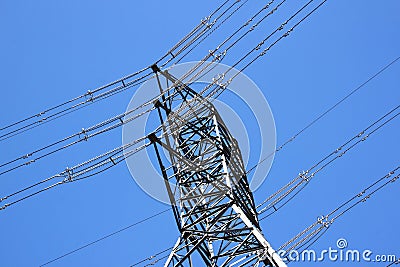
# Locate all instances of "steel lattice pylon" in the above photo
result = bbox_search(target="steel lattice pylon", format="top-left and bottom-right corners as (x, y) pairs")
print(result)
(148, 65), (286, 267)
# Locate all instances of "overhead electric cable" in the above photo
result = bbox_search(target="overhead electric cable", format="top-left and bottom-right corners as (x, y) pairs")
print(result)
(0, 0), (287, 176)
(39, 208), (171, 266)
(246, 55), (400, 176)
(278, 166), (400, 259)
(29, 2), (353, 266)
(387, 259), (400, 267)
(0, 0), (243, 141)
(1, 0), (330, 211)
(257, 104), (400, 218)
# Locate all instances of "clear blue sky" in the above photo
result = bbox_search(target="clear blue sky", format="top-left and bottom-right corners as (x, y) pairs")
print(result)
(0, 1), (399, 266)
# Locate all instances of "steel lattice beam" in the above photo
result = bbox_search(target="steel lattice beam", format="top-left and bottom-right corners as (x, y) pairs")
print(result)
(148, 64), (286, 267)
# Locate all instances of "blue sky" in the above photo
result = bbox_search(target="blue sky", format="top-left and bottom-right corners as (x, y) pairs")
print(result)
(0, 1), (399, 266)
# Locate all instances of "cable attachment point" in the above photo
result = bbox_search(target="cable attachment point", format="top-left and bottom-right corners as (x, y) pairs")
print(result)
(24, 159), (35, 166)
(147, 133), (159, 144)
(23, 153), (33, 159)
(80, 128), (88, 141)
(151, 64), (161, 73)
(212, 73), (225, 84)
(263, 2), (272, 10)
(201, 16), (211, 25)
(154, 99), (162, 108)
(255, 41), (265, 50)
(208, 49), (219, 60)
(283, 28), (294, 38)
(38, 117), (47, 123)
(391, 174), (400, 183)
(270, 6), (278, 15)
(361, 134), (370, 141)
(317, 215), (331, 228)
(85, 90), (94, 102)
(213, 50), (227, 62)
(334, 147), (342, 153)
(218, 82), (229, 91)
(361, 195), (371, 202)
(64, 167), (73, 182)
(323, 221), (332, 228)
(206, 19), (217, 29)
(299, 170), (309, 182)
(357, 190), (366, 198)
(260, 46), (270, 56)
(317, 215), (326, 224)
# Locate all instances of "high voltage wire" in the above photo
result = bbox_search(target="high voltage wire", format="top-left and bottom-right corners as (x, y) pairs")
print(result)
(0, 138), (149, 209)
(0, 0), (236, 136)
(277, 165), (400, 259)
(256, 104), (400, 219)
(1, 0), (315, 180)
(245, 55), (400, 176)
(138, 165), (400, 267)
(32, 1), (356, 266)
(2, 0), (330, 192)
(131, 249), (172, 267)
(29, 5), (397, 267)
(0, 0), (285, 176)
(0, 0), (321, 210)
(125, 59), (400, 267)
(1, 4), (396, 267)
(2, 0), (396, 266)
(0, 0), (242, 141)
(1, 0), (300, 212)
(39, 208), (171, 267)
(4, 69), (394, 264)
(387, 259), (400, 267)
(0, 0), (239, 141)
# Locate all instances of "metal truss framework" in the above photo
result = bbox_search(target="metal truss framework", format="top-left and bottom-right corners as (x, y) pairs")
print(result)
(147, 64), (286, 267)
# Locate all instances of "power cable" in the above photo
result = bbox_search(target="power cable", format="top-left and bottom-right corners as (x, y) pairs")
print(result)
(3, 1), (344, 266)
(278, 166), (400, 258)
(125, 1), (336, 266)
(114, 4), (399, 266)
(387, 259), (400, 267)
(246, 55), (400, 176)
(257, 104), (400, 219)
(39, 208), (171, 266)
(0, 0), (241, 141)
(124, 55), (400, 265)
(0, 0), (286, 176)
